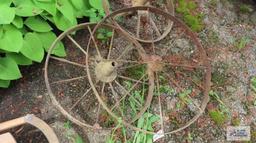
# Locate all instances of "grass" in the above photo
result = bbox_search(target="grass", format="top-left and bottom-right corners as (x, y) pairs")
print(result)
(209, 109), (227, 126)
(251, 77), (256, 106)
(63, 121), (84, 143)
(208, 91), (230, 126)
(231, 117), (240, 126)
(239, 4), (253, 13)
(251, 77), (256, 93)
(235, 36), (250, 50)
(126, 65), (146, 79)
(176, 0), (204, 32)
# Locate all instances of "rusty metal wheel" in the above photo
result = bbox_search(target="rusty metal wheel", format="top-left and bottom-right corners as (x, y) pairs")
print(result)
(44, 23), (154, 130)
(105, 0), (175, 43)
(91, 6), (211, 137)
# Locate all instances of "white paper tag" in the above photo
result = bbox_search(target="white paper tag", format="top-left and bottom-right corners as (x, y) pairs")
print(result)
(153, 129), (164, 142)
(227, 126), (250, 141)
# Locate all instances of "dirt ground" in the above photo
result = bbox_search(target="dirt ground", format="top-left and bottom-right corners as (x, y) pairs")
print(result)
(0, 0), (256, 143)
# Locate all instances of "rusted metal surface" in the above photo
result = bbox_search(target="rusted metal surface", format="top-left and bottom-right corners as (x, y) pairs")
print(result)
(44, 5), (211, 137)
(44, 23), (155, 130)
(91, 6), (211, 135)
(103, 0), (175, 43)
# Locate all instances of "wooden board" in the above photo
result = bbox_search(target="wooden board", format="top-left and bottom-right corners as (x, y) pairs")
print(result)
(0, 133), (16, 143)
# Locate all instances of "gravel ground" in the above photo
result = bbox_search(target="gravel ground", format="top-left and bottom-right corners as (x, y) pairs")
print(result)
(0, 0), (256, 143)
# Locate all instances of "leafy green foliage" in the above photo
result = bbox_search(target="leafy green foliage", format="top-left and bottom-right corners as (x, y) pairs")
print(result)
(20, 33), (44, 62)
(64, 120), (84, 143)
(239, 4), (253, 13)
(0, 5), (15, 24)
(0, 25), (23, 52)
(0, 0), (106, 88)
(24, 16), (52, 32)
(132, 113), (159, 143)
(209, 109), (227, 126)
(176, 0), (204, 32)
(0, 57), (22, 80)
(96, 28), (113, 42)
(75, 135), (84, 143)
(251, 77), (256, 93)
(209, 91), (230, 126)
(235, 36), (250, 50)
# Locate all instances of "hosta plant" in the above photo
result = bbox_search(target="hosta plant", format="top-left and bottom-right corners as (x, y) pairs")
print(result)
(0, 0), (106, 88)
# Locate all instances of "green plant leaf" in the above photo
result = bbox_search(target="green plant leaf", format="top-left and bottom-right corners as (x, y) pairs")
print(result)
(75, 135), (84, 143)
(209, 109), (227, 126)
(6, 53), (33, 65)
(12, 16), (24, 28)
(25, 16), (52, 32)
(0, 5), (15, 24)
(0, 0), (12, 6)
(36, 32), (66, 57)
(33, 0), (56, 15)
(0, 57), (22, 80)
(0, 25), (3, 38)
(56, 0), (76, 23)
(69, 0), (84, 10)
(53, 12), (77, 31)
(236, 37), (250, 50)
(20, 33), (44, 62)
(89, 0), (103, 10)
(0, 79), (10, 88)
(0, 25), (23, 52)
(13, 0), (34, 5)
(15, 4), (43, 17)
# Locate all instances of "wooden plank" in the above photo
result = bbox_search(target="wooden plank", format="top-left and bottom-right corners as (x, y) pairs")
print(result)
(0, 133), (17, 143)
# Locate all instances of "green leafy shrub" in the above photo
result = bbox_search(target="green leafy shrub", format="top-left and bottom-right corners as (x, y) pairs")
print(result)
(235, 36), (250, 50)
(251, 77), (256, 93)
(176, 0), (204, 32)
(239, 4), (253, 13)
(0, 0), (106, 88)
(209, 109), (227, 126)
(209, 91), (230, 126)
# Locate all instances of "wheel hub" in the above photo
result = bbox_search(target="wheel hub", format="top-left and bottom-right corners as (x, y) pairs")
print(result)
(95, 59), (118, 83)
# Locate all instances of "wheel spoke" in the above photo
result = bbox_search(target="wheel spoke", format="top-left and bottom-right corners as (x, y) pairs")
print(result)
(51, 75), (87, 85)
(109, 83), (119, 101)
(116, 44), (133, 60)
(111, 74), (147, 111)
(67, 35), (87, 56)
(115, 59), (141, 64)
(118, 75), (148, 85)
(160, 30), (185, 54)
(107, 29), (115, 59)
(162, 72), (182, 92)
(161, 62), (206, 69)
(109, 83), (124, 116)
(112, 80), (142, 111)
(70, 87), (92, 111)
(101, 82), (106, 95)
(176, 71), (204, 90)
(95, 104), (101, 124)
(156, 72), (165, 133)
(118, 63), (144, 70)
(149, 17), (161, 37)
(136, 14), (141, 38)
(87, 26), (102, 58)
(186, 94), (203, 113)
(50, 56), (86, 68)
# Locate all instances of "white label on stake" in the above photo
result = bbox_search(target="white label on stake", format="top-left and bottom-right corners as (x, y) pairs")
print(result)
(153, 129), (164, 142)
